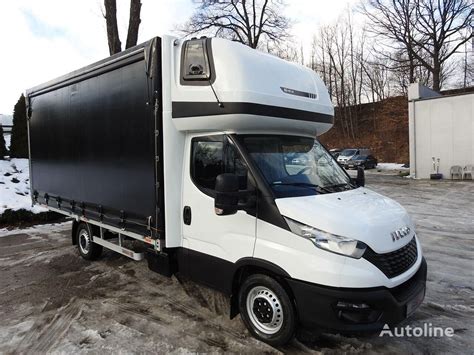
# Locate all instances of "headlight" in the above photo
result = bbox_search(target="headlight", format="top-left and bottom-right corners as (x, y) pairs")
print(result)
(285, 217), (367, 259)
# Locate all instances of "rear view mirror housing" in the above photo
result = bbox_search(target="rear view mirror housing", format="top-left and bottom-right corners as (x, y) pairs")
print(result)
(355, 167), (365, 187)
(215, 173), (240, 215)
(214, 173), (256, 215)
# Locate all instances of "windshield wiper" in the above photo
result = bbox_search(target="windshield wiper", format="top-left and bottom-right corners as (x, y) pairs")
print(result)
(324, 182), (355, 190)
(270, 182), (332, 193)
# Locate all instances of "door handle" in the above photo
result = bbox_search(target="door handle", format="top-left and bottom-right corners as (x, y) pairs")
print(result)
(183, 206), (192, 225)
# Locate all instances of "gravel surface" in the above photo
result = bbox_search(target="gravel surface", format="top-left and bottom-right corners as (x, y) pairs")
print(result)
(0, 173), (472, 354)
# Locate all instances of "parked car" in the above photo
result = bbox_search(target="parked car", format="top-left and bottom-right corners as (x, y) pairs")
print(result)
(345, 154), (378, 169)
(291, 154), (309, 165)
(337, 148), (371, 165)
(329, 148), (342, 159)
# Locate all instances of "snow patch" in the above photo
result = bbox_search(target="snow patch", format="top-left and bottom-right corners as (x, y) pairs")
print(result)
(0, 221), (70, 238)
(4, 134), (11, 149)
(377, 163), (409, 171)
(0, 158), (47, 215)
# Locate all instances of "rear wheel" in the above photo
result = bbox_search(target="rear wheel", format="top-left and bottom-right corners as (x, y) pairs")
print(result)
(77, 222), (102, 260)
(239, 274), (296, 346)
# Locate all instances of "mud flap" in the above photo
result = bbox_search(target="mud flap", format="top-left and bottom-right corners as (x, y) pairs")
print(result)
(145, 250), (177, 277)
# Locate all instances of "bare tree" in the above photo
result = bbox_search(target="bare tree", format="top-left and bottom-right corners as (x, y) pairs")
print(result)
(104, 0), (121, 55)
(104, 0), (142, 55)
(360, 0), (422, 85)
(461, 36), (474, 88)
(361, 0), (472, 91)
(179, 0), (291, 49)
(310, 14), (368, 140)
(266, 41), (301, 62)
(411, 0), (473, 91)
(126, 0), (142, 49)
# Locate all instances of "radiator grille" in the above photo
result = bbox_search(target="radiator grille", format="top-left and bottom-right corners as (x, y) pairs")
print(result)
(363, 237), (418, 278)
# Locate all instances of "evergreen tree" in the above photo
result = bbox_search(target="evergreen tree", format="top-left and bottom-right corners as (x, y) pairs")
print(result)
(0, 124), (7, 158)
(10, 94), (28, 158)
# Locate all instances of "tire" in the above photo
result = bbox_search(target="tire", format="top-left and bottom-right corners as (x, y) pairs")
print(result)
(239, 274), (296, 346)
(76, 222), (103, 260)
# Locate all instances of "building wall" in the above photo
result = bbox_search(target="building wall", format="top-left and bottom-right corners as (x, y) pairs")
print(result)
(409, 85), (474, 179)
(320, 96), (409, 163)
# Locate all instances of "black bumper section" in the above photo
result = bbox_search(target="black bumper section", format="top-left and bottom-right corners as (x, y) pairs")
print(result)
(287, 257), (427, 333)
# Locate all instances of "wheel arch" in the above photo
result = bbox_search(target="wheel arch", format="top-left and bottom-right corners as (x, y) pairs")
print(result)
(72, 220), (98, 245)
(229, 258), (294, 319)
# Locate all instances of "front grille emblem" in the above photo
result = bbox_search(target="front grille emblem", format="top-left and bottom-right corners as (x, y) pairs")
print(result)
(391, 227), (411, 242)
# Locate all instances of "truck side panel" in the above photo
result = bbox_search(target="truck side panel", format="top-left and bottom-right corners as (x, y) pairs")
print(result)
(28, 42), (163, 237)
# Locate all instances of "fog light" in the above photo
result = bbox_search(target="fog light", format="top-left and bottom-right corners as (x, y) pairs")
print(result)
(336, 301), (370, 309)
(335, 301), (382, 324)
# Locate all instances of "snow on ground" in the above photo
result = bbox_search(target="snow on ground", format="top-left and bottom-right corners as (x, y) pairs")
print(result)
(0, 159), (46, 215)
(376, 163), (409, 171)
(4, 134), (11, 149)
(0, 221), (70, 238)
(0, 114), (12, 126)
(1, 114), (12, 150)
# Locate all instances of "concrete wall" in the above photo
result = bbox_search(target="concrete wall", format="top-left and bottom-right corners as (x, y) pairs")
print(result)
(408, 83), (474, 179)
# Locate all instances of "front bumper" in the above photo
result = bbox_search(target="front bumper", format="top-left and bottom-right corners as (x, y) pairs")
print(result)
(287, 257), (427, 333)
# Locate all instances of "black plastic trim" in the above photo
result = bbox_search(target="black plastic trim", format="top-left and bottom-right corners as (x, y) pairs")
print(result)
(287, 257), (427, 333)
(175, 249), (293, 295)
(172, 101), (334, 124)
(177, 248), (235, 294)
(234, 257), (291, 278)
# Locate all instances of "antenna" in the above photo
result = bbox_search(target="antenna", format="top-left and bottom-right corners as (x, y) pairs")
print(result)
(209, 80), (224, 108)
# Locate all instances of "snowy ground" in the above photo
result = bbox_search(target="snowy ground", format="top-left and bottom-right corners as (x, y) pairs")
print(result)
(376, 163), (409, 171)
(0, 159), (47, 215)
(4, 134), (11, 149)
(0, 174), (473, 354)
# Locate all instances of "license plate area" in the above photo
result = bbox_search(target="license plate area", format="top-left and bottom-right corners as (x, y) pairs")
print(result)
(406, 287), (425, 316)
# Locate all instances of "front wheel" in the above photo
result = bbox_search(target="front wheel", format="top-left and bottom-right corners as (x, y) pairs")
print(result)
(77, 222), (103, 260)
(239, 274), (296, 346)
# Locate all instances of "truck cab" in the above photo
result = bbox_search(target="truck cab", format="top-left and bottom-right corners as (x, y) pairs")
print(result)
(165, 37), (427, 345)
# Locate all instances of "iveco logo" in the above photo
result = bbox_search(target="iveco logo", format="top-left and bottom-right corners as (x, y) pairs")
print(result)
(391, 227), (411, 242)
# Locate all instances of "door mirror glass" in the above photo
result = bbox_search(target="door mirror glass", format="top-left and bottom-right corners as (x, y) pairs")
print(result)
(215, 173), (239, 215)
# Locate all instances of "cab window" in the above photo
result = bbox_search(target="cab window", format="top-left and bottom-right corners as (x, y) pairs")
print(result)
(191, 135), (249, 195)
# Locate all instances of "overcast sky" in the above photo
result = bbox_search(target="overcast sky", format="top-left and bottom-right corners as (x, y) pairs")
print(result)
(0, 0), (358, 114)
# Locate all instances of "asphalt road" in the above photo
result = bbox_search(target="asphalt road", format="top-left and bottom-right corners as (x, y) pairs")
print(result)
(0, 173), (473, 354)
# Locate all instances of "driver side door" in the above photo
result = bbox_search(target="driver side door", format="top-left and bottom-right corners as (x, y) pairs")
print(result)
(181, 134), (257, 293)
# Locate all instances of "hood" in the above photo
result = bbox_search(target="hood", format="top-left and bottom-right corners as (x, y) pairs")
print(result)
(275, 187), (414, 254)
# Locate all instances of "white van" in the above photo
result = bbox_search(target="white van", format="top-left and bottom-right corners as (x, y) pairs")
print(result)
(27, 36), (427, 346)
(337, 148), (372, 165)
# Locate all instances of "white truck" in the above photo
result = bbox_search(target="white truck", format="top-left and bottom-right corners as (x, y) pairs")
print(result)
(26, 35), (427, 346)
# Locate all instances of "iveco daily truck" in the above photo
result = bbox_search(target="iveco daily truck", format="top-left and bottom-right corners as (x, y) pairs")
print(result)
(26, 35), (427, 346)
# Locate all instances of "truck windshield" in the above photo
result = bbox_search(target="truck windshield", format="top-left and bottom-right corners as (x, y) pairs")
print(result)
(238, 135), (353, 198)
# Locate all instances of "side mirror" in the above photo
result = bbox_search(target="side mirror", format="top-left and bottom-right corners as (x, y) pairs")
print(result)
(355, 166), (365, 187)
(215, 173), (239, 216)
